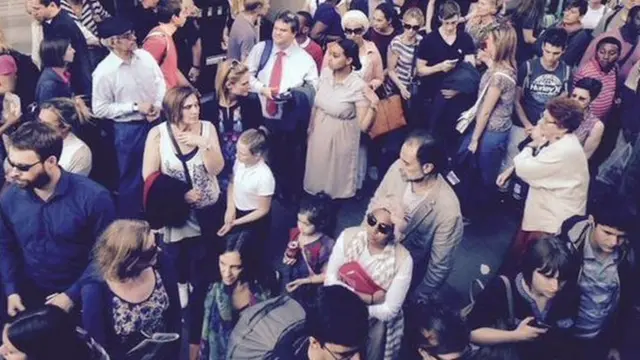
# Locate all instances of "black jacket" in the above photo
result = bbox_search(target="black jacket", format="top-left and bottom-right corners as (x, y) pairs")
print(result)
(201, 91), (264, 132)
(43, 11), (93, 97)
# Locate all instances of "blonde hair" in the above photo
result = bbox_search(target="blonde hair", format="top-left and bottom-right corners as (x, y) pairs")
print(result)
(94, 220), (151, 281)
(488, 22), (517, 70)
(162, 86), (201, 124)
(342, 10), (370, 33)
(238, 127), (269, 157)
(0, 27), (11, 53)
(214, 60), (249, 106)
(231, 0), (244, 15)
(403, 7), (425, 27)
(39, 96), (94, 133)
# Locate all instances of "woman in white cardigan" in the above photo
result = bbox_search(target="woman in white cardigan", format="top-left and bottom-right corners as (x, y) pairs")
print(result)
(497, 97), (590, 272)
(324, 199), (413, 360)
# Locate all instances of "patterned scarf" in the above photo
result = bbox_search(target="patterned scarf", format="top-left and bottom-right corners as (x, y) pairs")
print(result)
(344, 229), (404, 360)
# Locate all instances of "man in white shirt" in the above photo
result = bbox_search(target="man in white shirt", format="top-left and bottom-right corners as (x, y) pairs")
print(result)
(92, 16), (166, 218)
(246, 10), (318, 204)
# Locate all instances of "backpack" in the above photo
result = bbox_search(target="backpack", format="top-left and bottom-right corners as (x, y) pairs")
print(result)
(227, 295), (308, 359)
(522, 57), (571, 95)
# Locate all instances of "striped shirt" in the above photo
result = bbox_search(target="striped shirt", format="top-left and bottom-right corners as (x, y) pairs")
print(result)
(61, 0), (111, 37)
(574, 58), (618, 122)
(385, 34), (422, 93)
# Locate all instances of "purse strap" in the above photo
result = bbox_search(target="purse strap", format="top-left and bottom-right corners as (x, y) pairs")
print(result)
(471, 71), (515, 113)
(165, 121), (194, 188)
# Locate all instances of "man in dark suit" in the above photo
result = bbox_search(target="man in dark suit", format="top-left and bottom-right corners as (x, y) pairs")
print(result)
(30, 0), (93, 97)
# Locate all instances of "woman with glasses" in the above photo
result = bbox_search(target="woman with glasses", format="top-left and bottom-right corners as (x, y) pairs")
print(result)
(304, 39), (379, 200)
(81, 219), (182, 360)
(325, 201), (413, 360)
(199, 231), (272, 360)
(35, 37), (75, 104)
(37, 97), (93, 176)
(497, 97), (589, 274)
(206, 60), (262, 192)
(385, 7), (424, 102)
(366, 3), (401, 70)
(571, 78), (605, 160)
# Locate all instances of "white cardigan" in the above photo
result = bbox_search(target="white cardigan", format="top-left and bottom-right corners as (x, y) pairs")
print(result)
(514, 134), (590, 234)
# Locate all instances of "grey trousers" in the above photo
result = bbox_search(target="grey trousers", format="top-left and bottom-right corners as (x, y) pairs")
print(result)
(366, 318), (387, 360)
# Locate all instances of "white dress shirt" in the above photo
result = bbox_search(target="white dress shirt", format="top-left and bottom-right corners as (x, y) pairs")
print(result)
(92, 49), (166, 122)
(515, 134), (590, 233)
(247, 41), (319, 119)
(325, 230), (413, 322)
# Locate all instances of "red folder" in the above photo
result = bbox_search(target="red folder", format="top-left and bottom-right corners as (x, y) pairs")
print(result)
(338, 261), (384, 295)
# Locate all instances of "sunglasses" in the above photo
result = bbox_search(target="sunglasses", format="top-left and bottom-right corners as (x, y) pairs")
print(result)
(344, 27), (364, 35)
(7, 158), (41, 172)
(366, 213), (394, 235)
(403, 23), (421, 31)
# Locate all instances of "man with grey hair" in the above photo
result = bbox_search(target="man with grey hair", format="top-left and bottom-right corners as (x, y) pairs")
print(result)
(92, 16), (166, 218)
(366, 130), (463, 300)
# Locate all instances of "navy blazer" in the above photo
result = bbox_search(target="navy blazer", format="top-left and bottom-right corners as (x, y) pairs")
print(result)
(81, 253), (182, 360)
(35, 67), (73, 104)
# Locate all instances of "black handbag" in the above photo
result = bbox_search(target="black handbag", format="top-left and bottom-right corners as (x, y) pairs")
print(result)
(165, 122), (223, 241)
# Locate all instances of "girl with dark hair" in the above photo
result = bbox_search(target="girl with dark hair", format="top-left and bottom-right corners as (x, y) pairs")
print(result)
(199, 231), (272, 360)
(0, 305), (109, 360)
(282, 193), (336, 300)
(467, 236), (580, 360)
(35, 37), (75, 104)
(366, 3), (401, 69)
(304, 39), (379, 200)
(506, 0), (546, 64)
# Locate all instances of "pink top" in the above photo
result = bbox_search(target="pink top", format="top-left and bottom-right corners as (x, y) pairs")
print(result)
(143, 27), (179, 89)
(322, 40), (384, 85)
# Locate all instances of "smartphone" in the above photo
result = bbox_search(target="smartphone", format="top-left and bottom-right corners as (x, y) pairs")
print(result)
(274, 91), (293, 103)
(530, 319), (551, 329)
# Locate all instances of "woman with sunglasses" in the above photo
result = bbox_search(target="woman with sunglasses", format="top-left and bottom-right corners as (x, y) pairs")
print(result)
(304, 39), (379, 200)
(325, 202), (413, 360)
(385, 7), (424, 101)
(206, 59), (262, 192)
(81, 219), (182, 360)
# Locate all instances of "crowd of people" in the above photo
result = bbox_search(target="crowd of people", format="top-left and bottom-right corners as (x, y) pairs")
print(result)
(0, 0), (639, 359)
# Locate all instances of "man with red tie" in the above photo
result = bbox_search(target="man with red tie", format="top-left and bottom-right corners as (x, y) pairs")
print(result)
(247, 10), (319, 204)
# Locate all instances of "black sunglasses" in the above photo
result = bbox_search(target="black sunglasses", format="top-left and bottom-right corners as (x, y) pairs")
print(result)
(7, 158), (41, 172)
(403, 23), (421, 31)
(366, 213), (394, 235)
(344, 27), (364, 35)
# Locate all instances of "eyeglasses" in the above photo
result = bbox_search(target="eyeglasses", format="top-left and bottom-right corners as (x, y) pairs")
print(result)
(7, 158), (41, 172)
(403, 23), (421, 31)
(344, 27), (364, 35)
(366, 213), (394, 235)
(322, 343), (361, 360)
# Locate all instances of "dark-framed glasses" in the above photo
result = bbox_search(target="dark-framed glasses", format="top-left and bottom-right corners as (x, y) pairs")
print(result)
(366, 213), (394, 235)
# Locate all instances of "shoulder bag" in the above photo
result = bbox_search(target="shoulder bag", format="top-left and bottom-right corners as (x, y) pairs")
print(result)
(368, 87), (407, 139)
(165, 122), (223, 241)
(456, 71), (516, 134)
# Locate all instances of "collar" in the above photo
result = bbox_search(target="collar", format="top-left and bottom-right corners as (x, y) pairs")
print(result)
(52, 67), (71, 84)
(299, 37), (311, 48)
(272, 41), (298, 57)
(28, 168), (70, 202)
(584, 234), (620, 263)
(108, 49), (142, 67)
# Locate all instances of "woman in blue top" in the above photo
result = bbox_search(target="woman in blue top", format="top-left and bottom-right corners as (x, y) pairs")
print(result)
(35, 37), (75, 104)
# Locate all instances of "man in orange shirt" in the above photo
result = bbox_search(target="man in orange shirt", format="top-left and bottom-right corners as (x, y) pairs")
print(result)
(142, 0), (190, 89)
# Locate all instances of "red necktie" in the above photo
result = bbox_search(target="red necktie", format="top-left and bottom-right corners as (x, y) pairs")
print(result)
(266, 51), (285, 116)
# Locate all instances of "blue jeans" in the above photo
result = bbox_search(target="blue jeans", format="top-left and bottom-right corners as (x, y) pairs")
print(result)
(113, 121), (149, 219)
(459, 128), (510, 214)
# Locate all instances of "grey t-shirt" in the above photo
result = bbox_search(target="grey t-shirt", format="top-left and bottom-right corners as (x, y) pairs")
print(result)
(517, 58), (571, 127)
(227, 15), (258, 61)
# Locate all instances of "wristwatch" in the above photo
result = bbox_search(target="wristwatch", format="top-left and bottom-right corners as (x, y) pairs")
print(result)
(133, 102), (139, 112)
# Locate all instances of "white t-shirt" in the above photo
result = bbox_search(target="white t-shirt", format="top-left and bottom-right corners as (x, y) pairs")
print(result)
(582, 6), (608, 30)
(232, 159), (275, 211)
(59, 133), (92, 176)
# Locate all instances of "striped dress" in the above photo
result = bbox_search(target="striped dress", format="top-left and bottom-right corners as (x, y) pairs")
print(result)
(384, 34), (422, 95)
(61, 0), (111, 37)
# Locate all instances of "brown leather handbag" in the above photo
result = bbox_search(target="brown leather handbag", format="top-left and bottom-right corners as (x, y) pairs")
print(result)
(368, 89), (407, 139)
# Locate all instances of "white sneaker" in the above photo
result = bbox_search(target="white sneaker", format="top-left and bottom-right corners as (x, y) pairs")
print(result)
(178, 283), (189, 309)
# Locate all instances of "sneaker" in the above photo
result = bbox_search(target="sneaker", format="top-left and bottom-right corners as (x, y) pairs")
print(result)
(178, 283), (189, 309)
